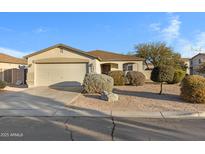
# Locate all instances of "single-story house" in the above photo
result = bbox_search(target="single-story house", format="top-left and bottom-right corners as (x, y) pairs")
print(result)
(0, 53), (27, 84)
(24, 44), (145, 87)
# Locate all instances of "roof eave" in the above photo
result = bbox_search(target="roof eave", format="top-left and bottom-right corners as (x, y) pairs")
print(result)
(0, 61), (27, 65)
(24, 43), (100, 60)
(100, 59), (144, 61)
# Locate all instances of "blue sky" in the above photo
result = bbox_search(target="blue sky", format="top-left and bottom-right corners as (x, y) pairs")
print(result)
(0, 12), (205, 58)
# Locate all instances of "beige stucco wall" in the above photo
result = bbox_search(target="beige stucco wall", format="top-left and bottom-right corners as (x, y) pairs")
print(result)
(27, 47), (97, 86)
(97, 60), (146, 76)
(94, 59), (101, 74)
(0, 62), (21, 69)
(143, 70), (152, 80)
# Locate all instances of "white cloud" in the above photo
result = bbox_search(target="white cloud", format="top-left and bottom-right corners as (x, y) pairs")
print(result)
(176, 38), (193, 57)
(150, 14), (181, 43)
(176, 32), (205, 58)
(195, 32), (205, 48)
(161, 15), (181, 42)
(0, 47), (27, 58)
(149, 13), (205, 58)
(33, 27), (48, 33)
(150, 23), (161, 31)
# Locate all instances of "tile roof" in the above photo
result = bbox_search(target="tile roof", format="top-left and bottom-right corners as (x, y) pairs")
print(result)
(24, 43), (99, 60)
(0, 53), (27, 64)
(87, 50), (144, 61)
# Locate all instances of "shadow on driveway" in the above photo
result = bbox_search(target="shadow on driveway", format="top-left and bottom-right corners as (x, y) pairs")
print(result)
(0, 87), (108, 117)
(49, 81), (82, 92)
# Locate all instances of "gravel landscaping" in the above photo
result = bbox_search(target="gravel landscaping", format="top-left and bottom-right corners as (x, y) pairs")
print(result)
(71, 82), (205, 112)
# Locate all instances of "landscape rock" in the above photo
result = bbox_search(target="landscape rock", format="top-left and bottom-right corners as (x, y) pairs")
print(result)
(100, 91), (119, 102)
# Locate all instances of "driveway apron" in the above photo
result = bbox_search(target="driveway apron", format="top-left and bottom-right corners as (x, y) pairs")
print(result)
(0, 87), (88, 117)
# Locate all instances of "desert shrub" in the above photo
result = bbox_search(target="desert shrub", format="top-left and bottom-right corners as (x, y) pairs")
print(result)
(151, 65), (175, 94)
(180, 75), (205, 104)
(168, 69), (186, 84)
(0, 80), (6, 90)
(108, 70), (125, 86)
(151, 65), (175, 83)
(126, 71), (146, 86)
(82, 73), (114, 94)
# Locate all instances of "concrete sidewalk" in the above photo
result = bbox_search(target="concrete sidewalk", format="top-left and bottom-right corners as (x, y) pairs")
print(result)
(111, 111), (205, 119)
(1, 107), (205, 119)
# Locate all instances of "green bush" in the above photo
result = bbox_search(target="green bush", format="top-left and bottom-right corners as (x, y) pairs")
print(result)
(108, 70), (125, 86)
(151, 65), (175, 94)
(126, 71), (146, 86)
(180, 75), (205, 104)
(0, 80), (6, 90)
(151, 65), (175, 83)
(168, 69), (186, 84)
(82, 73), (114, 94)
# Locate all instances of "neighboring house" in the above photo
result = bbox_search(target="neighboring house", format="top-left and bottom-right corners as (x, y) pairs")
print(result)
(190, 53), (205, 76)
(24, 44), (145, 87)
(0, 53), (27, 84)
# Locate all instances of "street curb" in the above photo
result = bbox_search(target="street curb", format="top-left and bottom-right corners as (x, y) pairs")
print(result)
(111, 111), (162, 118)
(111, 111), (205, 119)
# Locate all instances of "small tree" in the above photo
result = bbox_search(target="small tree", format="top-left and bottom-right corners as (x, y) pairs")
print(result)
(151, 65), (175, 95)
(135, 42), (186, 70)
(167, 69), (186, 84)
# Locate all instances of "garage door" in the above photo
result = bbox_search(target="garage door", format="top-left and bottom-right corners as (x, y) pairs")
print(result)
(35, 63), (87, 86)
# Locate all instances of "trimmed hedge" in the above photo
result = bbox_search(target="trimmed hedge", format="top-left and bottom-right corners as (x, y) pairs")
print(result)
(82, 73), (114, 94)
(126, 71), (145, 86)
(168, 69), (186, 84)
(108, 70), (125, 86)
(151, 65), (175, 94)
(180, 75), (205, 104)
(0, 81), (6, 90)
(151, 65), (175, 83)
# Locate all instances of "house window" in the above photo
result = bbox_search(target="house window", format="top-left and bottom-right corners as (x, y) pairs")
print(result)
(127, 64), (133, 71)
(123, 63), (133, 71)
(199, 59), (202, 64)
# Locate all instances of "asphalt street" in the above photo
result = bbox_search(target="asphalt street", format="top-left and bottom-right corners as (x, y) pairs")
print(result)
(0, 117), (205, 141)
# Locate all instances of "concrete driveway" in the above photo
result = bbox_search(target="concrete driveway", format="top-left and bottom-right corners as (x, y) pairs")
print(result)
(0, 86), (105, 117)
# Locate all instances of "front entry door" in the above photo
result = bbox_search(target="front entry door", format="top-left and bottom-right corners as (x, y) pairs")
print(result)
(101, 64), (111, 75)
